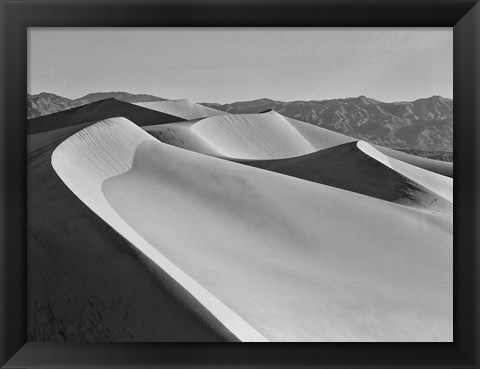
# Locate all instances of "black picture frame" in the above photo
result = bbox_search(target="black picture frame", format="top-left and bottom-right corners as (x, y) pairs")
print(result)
(1, 0), (479, 368)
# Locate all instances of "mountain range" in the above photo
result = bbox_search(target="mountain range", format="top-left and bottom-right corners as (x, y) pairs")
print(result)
(203, 96), (453, 152)
(27, 92), (453, 152)
(27, 92), (165, 119)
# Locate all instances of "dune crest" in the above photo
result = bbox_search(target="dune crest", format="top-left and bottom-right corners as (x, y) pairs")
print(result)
(191, 110), (316, 159)
(374, 146), (453, 177)
(135, 99), (225, 120)
(281, 114), (356, 149)
(52, 117), (452, 342)
(357, 141), (453, 203)
(51, 117), (268, 343)
(245, 141), (452, 215)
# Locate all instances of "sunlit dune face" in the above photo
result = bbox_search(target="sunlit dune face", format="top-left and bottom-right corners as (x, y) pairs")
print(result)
(51, 117), (453, 342)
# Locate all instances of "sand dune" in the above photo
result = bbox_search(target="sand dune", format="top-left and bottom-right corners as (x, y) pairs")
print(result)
(28, 117), (233, 342)
(51, 117), (267, 342)
(52, 117), (452, 342)
(282, 115), (453, 176)
(281, 114), (356, 149)
(191, 111), (316, 159)
(375, 146), (453, 178)
(135, 99), (226, 120)
(358, 141), (453, 203)
(144, 120), (223, 158)
(143, 110), (452, 180)
(145, 111), (318, 160)
(246, 141), (452, 215)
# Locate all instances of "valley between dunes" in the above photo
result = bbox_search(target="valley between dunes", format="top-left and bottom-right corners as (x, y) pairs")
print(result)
(28, 99), (453, 342)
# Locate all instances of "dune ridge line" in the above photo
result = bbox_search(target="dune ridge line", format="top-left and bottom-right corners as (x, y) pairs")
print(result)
(357, 141), (453, 202)
(52, 117), (452, 342)
(191, 110), (316, 159)
(51, 117), (269, 342)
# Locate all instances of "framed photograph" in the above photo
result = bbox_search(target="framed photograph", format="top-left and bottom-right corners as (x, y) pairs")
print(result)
(1, 0), (479, 368)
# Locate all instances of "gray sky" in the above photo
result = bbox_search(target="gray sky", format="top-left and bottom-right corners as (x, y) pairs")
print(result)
(28, 28), (452, 103)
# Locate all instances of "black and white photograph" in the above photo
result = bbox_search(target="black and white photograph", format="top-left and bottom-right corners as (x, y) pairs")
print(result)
(27, 27), (453, 342)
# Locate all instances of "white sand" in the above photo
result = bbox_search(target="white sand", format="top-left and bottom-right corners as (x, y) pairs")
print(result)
(191, 111), (315, 159)
(282, 115), (356, 149)
(53, 117), (452, 342)
(146, 111), (317, 160)
(51, 117), (268, 342)
(135, 99), (226, 120)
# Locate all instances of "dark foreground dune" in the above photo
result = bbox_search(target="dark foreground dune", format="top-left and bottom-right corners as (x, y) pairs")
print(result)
(27, 97), (185, 134)
(245, 141), (452, 215)
(27, 101), (236, 341)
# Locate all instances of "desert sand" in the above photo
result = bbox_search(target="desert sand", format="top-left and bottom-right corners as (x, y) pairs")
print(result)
(146, 111), (318, 160)
(28, 103), (235, 342)
(246, 141), (452, 215)
(144, 110), (353, 160)
(51, 117), (453, 342)
(191, 111), (316, 159)
(358, 141), (453, 203)
(143, 108), (452, 179)
(375, 146), (453, 178)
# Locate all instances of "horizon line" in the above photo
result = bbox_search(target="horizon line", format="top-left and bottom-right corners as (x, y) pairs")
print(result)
(27, 90), (454, 104)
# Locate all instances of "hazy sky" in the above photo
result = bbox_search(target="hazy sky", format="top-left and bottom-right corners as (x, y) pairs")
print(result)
(28, 28), (452, 103)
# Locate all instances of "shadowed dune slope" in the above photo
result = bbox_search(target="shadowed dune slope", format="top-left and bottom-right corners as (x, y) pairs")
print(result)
(27, 98), (185, 134)
(191, 110), (316, 159)
(282, 115), (453, 177)
(53, 117), (452, 342)
(246, 141), (452, 215)
(136, 99), (226, 120)
(141, 110), (451, 179)
(144, 111), (355, 159)
(51, 118), (267, 343)
(27, 121), (236, 342)
(358, 141), (453, 203)
(375, 146), (453, 177)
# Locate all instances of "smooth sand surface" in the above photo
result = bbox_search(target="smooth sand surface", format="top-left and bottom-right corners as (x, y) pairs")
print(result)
(29, 121), (234, 342)
(375, 145), (453, 178)
(246, 141), (452, 216)
(144, 111), (451, 181)
(144, 120), (224, 158)
(282, 115), (356, 149)
(283, 115), (453, 176)
(191, 111), (316, 159)
(358, 141), (453, 203)
(136, 99), (226, 120)
(145, 111), (318, 160)
(53, 117), (452, 342)
(51, 117), (267, 342)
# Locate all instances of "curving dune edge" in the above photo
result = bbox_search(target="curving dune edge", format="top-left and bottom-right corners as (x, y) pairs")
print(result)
(52, 117), (452, 342)
(51, 117), (268, 342)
